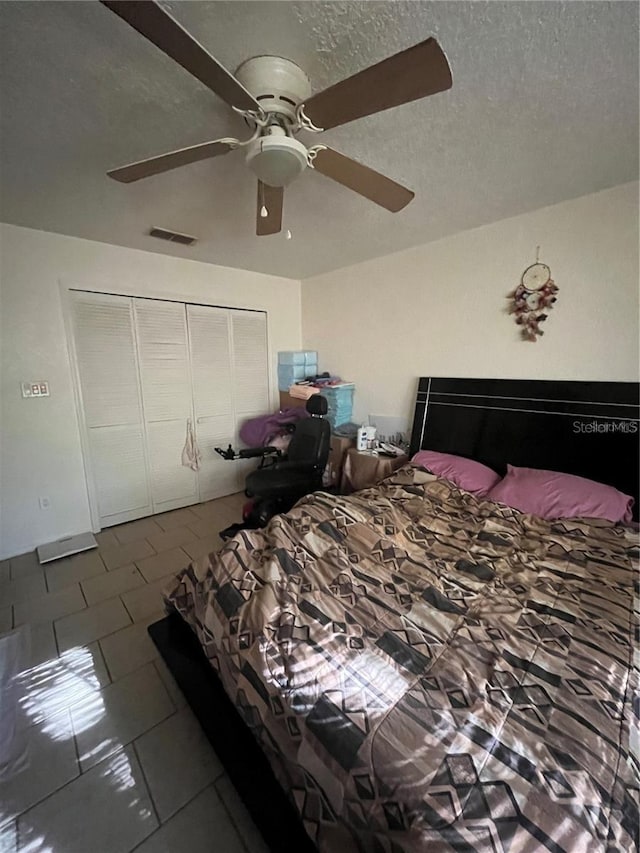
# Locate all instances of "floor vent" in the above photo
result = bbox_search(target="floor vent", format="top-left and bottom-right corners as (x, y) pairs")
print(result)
(37, 532), (97, 564)
(149, 226), (197, 246)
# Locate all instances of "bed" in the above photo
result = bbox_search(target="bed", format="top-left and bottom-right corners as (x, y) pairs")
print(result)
(152, 378), (639, 853)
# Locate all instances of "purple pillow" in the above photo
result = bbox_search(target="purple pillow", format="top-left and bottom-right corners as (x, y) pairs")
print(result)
(486, 464), (634, 523)
(411, 450), (500, 497)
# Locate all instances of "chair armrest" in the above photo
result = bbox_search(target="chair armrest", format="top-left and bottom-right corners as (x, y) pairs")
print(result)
(238, 446), (281, 459)
(215, 445), (281, 461)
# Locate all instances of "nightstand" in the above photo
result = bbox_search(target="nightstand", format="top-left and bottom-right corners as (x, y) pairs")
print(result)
(340, 448), (408, 494)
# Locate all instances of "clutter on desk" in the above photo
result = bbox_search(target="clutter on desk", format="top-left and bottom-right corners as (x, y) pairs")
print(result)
(282, 384), (355, 429)
(356, 425), (377, 451)
(288, 384), (320, 400)
(377, 442), (407, 457)
(318, 383), (355, 429)
(278, 351), (318, 366)
(332, 422), (360, 438)
(277, 350), (355, 429)
(367, 414), (410, 450)
(277, 350), (318, 391)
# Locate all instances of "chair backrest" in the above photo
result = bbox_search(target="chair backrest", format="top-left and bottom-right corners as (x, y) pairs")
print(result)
(306, 395), (328, 416)
(287, 416), (331, 471)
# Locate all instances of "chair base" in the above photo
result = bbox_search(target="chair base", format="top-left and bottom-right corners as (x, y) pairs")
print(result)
(220, 495), (291, 540)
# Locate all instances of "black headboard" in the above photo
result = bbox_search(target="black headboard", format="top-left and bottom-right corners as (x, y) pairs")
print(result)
(410, 377), (639, 518)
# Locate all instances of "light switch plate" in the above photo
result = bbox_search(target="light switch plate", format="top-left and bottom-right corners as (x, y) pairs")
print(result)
(21, 381), (50, 398)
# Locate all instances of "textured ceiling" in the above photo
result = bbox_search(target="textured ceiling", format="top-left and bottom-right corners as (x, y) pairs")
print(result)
(0, 1), (638, 279)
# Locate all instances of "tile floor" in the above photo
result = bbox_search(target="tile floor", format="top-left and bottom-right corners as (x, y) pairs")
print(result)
(0, 493), (270, 853)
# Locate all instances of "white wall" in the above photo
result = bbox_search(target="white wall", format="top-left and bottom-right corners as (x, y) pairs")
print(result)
(302, 182), (639, 426)
(2, 182), (638, 558)
(0, 225), (301, 559)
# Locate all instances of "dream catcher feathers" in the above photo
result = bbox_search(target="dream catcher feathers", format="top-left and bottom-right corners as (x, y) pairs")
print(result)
(509, 250), (559, 341)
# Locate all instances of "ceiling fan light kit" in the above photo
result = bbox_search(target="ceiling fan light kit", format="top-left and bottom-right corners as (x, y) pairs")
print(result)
(245, 127), (309, 188)
(100, 0), (452, 236)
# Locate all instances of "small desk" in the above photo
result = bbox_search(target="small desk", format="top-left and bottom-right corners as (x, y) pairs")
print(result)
(340, 449), (409, 494)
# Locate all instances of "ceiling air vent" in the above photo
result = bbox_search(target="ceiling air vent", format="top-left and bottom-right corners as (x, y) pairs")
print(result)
(149, 226), (197, 246)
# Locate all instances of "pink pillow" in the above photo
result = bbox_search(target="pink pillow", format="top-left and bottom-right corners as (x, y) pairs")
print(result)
(486, 464), (634, 523)
(411, 450), (500, 496)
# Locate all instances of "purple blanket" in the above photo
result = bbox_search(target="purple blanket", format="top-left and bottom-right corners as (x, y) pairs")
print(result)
(239, 407), (308, 446)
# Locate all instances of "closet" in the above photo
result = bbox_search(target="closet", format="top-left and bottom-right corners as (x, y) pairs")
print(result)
(70, 291), (268, 528)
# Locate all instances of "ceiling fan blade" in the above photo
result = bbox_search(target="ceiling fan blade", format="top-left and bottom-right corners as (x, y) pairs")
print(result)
(302, 38), (451, 131)
(256, 182), (283, 236)
(100, 1), (260, 112)
(312, 147), (414, 212)
(107, 139), (233, 183)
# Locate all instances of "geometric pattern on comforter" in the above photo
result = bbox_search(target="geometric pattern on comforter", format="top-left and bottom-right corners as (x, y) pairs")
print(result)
(165, 465), (639, 853)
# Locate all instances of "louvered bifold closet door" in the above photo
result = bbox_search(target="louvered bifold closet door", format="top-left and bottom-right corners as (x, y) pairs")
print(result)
(186, 305), (237, 501)
(133, 299), (198, 512)
(230, 310), (270, 489)
(70, 292), (151, 526)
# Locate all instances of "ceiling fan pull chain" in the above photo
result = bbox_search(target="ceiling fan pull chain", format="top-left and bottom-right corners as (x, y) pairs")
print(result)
(294, 104), (324, 134)
(259, 181), (268, 218)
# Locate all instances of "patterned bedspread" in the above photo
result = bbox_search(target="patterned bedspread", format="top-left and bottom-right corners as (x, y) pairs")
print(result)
(165, 465), (639, 852)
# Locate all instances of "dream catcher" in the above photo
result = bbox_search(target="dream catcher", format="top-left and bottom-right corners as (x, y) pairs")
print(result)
(509, 248), (559, 341)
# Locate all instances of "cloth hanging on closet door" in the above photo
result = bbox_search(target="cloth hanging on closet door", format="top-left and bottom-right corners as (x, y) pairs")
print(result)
(181, 419), (202, 471)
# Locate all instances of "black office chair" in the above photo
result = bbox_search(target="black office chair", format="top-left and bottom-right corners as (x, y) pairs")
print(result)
(216, 395), (330, 538)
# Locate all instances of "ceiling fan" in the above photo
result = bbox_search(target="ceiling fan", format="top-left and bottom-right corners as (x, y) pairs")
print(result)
(101, 0), (452, 236)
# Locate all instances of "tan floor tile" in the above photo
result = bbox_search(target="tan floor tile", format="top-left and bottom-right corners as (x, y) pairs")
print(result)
(17, 745), (157, 853)
(99, 617), (162, 681)
(20, 620), (58, 670)
(0, 606), (12, 633)
(145, 525), (197, 554)
(55, 598), (131, 652)
(18, 640), (111, 728)
(133, 785), (244, 853)
(9, 551), (42, 579)
(187, 517), (214, 540)
(71, 663), (175, 771)
(0, 710), (79, 822)
(45, 550), (105, 594)
(14, 584), (86, 627)
(0, 819), (16, 853)
(135, 548), (190, 583)
(153, 658), (186, 709)
(182, 535), (224, 562)
(121, 575), (177, 623)
(219, 492), (246, 511)
(100, 538), (154, 571)
(0, 571), (47, 606)
(188, 502), (216, 520)
(154, 507), (200, 531)
(215, 774), (270, 853)
(190, 498), (240, 521)
(81, 563), (145, 606)
(114, 517), (163, 545)
(94, 528), (119, 549)
(134, 707), (223, 821)
(188, 511), (236, 540)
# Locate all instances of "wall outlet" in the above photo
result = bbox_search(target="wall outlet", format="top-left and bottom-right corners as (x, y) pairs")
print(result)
(39, 496), (51, 510)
